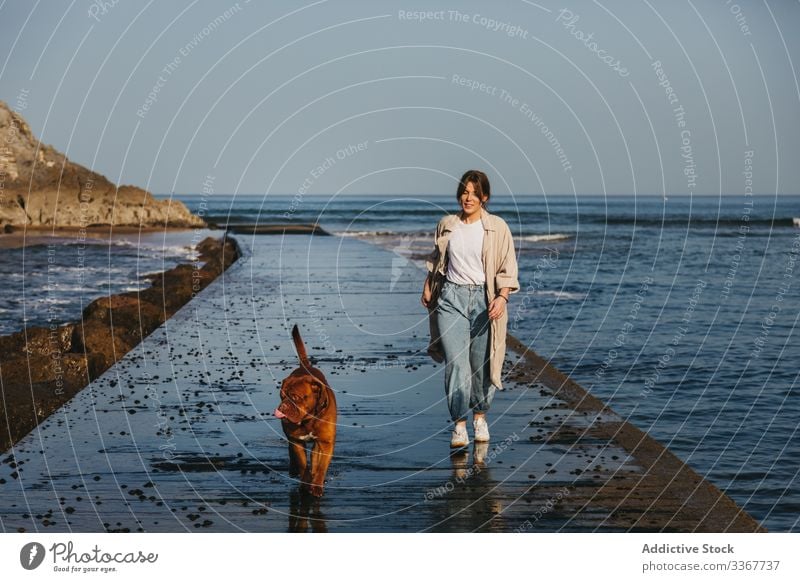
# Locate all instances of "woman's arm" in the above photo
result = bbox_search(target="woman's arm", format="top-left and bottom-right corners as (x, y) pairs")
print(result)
(488, 288), (511, 320)
(422, 221), (442, 307)
(488, 223), (519, 320)
(424, 221), (442, 275)
(494, 223), (520, 295)
(421, 272), (433, 308)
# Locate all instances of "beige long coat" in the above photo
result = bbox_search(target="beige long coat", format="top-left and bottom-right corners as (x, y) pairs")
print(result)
(425, 207), (520, 390)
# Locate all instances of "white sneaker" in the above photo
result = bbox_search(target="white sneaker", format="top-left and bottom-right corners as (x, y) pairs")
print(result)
(473, 415), (490, 442)
(450, 424), (469, 448)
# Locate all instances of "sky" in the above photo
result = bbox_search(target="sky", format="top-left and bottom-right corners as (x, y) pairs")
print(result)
(1, 0), (799, 197)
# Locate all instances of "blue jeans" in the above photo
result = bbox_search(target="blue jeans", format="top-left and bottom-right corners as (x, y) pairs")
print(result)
(435, 280), (495, 421)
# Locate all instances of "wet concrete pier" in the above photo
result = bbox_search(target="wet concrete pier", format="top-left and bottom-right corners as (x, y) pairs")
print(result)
(0, 233), (765, 532)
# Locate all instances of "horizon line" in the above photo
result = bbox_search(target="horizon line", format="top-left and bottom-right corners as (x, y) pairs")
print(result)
(157, 192), (800, 197)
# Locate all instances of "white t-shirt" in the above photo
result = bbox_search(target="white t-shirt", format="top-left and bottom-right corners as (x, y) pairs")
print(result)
(446, 218), (486, 285)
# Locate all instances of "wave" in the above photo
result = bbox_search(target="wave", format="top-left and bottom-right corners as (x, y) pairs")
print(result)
(206, 208), (452, 219)
(336, 230), (399, 237)
(139, 270), (168, 278)
(334, 230), (430, 238)
(31, 297), (74, 305)
(519, 233), (572, 242)
(594, 216), (798, 228)
(532, 290), (587, 300)
(20, 266), (127, 275)
(333, 230), (574, 244)
(35, 284), (97, 293)
(60, 239), (197, 255)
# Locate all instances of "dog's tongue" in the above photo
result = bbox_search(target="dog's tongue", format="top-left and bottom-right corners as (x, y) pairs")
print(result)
(273, 407), (286, 419)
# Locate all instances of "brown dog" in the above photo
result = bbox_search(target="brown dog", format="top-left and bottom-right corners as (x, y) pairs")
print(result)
(273, 324), (337, 497)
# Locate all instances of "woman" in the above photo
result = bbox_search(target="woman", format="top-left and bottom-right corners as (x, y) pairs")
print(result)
(422, 170), (519, 448)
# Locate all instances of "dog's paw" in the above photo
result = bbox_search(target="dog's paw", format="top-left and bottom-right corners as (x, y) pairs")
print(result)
(299, 481), (324, 498)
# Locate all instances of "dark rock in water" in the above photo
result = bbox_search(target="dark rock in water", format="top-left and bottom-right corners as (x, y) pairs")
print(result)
(0, 354), (104, 449)
(72, 320), (137, 369)
(0, 353), (103, 388)
(0, 235), (242, 453)
(82, 296), (166, 343)
(0, 324), (75, 358)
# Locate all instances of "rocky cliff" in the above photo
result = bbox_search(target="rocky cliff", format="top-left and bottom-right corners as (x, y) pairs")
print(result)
(0, 101), (204, 228)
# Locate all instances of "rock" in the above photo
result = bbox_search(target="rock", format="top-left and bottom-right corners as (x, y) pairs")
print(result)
(0, 324), (75, 358)
(196, 236), (240, 271)
(0, 353), (104, 388)
(0, 354), (105, 452)
(196, 237), (221, 257)
(132, 278), (193, 315)
(82, 295), (165, 340)
(71, 320), (136, 369)
(82, 295), (142, 321)
(0, 101), (204, 228)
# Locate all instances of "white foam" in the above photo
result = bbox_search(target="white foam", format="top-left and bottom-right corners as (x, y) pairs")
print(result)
(534, 290), (587, 300)
(336, 230), (571, 244)
(335, 230), (426, 238)
(518, 233), (572, 242)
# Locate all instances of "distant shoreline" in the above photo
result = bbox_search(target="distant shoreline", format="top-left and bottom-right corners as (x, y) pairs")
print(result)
(158, 192), (800, 198)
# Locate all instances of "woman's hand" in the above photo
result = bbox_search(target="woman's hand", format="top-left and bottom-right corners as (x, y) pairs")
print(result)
(488, 295), (508, 320)
(421, 277), (432, 308)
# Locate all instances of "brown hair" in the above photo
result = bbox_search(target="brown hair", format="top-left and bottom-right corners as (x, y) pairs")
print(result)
(456, 170), (491, 206)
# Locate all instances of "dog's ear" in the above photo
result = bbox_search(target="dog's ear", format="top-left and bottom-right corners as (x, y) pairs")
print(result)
(313, 379), (329, 414)
(279, 379), (287, 399)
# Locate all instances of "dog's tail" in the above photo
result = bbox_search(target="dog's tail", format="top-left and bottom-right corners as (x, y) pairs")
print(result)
(291, 324), (311, 369)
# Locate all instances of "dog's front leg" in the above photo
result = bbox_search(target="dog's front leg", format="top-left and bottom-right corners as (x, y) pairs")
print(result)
(288, 439), (307, 478)
(307, 440), (334, 497)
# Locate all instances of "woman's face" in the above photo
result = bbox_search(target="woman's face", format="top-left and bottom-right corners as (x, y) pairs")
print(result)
(459, 181), (487, 219)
